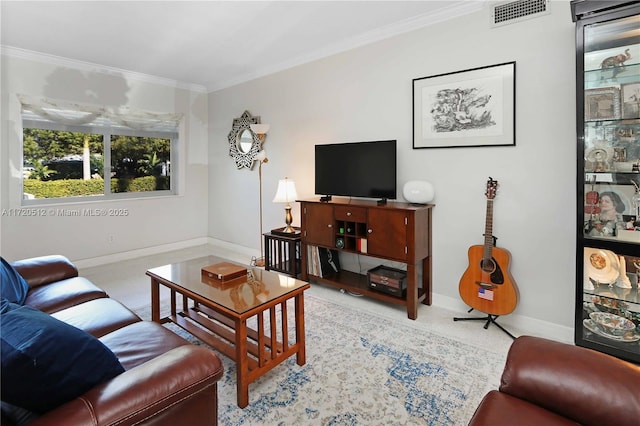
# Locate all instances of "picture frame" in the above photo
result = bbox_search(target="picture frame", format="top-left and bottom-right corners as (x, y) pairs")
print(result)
(412, 61), (515, 149)
(583, 183), (636, 220)
(621, 82), (640, 119)
(585, 87), (621, 121)
(583, 184), (637, 238)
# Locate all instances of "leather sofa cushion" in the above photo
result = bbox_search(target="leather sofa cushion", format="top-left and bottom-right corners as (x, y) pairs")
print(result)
(469, 390), (578, 426)
(11, 255), (78, 288)
(25, 276), (106, 314)
(1, 300), (124, 414)
(100, 321), (191, 370)
(52, 298), (141, 338)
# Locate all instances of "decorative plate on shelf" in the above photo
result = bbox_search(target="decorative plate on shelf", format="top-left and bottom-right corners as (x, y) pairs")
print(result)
(585, 142), (615, 172)
(583, 319), (640, 342)
(584, 248), (620, 284)
(585, 145), (614, 163)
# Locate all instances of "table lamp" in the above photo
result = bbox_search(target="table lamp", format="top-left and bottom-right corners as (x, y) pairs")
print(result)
(273, 177), (298, 233)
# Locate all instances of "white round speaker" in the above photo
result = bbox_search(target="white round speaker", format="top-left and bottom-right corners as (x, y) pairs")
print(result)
(402, 180), (434, 204)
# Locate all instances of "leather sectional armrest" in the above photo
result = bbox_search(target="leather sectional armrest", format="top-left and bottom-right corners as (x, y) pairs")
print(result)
(499, 336), (640, 426)
(27, 345), (224, 426)
(468, 390), (577, 426)
(11, 255), (78, 288)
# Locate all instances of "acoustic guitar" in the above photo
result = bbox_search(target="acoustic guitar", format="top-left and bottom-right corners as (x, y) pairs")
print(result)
(458, 178), (518, 316)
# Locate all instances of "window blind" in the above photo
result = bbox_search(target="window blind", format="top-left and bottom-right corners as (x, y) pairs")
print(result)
(19, 95), (182, 137)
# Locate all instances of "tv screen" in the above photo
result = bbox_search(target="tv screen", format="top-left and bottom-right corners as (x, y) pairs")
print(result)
(315, 140), (397, 200)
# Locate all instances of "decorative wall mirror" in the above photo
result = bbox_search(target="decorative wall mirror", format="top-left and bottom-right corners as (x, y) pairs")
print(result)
(228, 110), (263, 169)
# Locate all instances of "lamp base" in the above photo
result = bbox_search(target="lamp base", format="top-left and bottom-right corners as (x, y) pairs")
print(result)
(271, 226), (301, 236)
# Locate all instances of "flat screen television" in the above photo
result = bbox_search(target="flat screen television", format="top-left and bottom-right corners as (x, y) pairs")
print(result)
(315, 140), (397, 201)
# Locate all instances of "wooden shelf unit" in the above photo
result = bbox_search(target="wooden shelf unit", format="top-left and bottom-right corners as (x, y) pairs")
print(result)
(299, 198), (433, 319)
(263, 231), (301, 278)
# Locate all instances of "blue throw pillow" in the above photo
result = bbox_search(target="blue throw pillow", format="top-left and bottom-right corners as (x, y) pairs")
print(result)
(1, 257), (29, 305)
(0, 301), (125, 413)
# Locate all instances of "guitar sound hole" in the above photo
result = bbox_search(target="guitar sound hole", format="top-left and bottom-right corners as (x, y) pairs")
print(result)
(480, 257), (505, 285)
(480, 258), (495, 273)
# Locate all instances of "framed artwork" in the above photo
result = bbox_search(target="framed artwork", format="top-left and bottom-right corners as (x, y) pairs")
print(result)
(621, 82), (640, 119)
(412, 61), (515, 149)
(585, 87), (621, 121)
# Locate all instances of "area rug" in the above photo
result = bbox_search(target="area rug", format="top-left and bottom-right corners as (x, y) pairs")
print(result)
(135, 295), (506, 425)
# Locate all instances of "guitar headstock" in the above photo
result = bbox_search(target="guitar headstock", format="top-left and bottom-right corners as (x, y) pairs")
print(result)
(485, 177), (499, 200)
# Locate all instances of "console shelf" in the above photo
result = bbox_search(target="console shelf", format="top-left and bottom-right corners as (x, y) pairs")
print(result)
(299, 198), (433, 319)
(309, 270), (428, 306)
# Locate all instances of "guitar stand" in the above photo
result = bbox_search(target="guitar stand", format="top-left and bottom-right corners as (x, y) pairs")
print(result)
(453, 308), (516, 340)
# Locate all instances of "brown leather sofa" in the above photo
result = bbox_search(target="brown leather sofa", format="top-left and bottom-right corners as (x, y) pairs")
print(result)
(2, 255), (224, 426)
(469, 335), (640, 426)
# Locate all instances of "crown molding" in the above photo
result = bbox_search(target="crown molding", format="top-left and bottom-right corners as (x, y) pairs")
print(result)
(0, 45), (208, 94)
(207, 1), (484, 92)
(1, 1), (483, 94)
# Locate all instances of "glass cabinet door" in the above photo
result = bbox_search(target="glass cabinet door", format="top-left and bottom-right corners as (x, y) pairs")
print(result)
(576, 4), (640, 363)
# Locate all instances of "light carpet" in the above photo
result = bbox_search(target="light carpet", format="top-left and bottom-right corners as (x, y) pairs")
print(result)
(136, 294), (506, 426)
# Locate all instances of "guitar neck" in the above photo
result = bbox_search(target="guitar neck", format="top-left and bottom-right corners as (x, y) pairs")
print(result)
(483, 199), (494, 259)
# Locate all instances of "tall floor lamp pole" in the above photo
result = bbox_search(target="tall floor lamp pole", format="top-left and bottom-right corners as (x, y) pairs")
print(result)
(255, 150), (268, 267)
(250, 123), (269, 267)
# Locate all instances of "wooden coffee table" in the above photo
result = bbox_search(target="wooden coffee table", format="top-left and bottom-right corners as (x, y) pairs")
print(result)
(146, 256), (310, 408)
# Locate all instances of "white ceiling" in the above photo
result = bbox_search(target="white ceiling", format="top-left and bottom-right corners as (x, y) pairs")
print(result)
(1, 1), (484, 92)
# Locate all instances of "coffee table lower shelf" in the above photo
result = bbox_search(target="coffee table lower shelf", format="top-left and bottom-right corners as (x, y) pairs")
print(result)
(167, 305), (300, 372)
(149, 272), (309, 408)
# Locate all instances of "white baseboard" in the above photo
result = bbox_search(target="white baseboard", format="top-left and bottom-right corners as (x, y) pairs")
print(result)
(73, 237), (211, 269)
(73, 237), (261, 269)
(434, 293), (574, 344)
(72, 238), (574, 343)
(205, 237), (259, 261)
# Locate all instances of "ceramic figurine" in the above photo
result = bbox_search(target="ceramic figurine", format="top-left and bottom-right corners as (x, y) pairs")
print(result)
(616, 256), (632, 289)
(600, 48), (631, 79)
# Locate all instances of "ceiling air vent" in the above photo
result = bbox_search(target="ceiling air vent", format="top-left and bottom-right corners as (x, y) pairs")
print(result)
(491, 0), (550, 27)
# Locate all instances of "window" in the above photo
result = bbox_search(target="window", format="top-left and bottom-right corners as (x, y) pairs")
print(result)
(20, 96), (181, 203)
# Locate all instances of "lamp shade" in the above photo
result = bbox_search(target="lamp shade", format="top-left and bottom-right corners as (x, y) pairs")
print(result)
(273, 178), (298, 203)
(255, 149), (268, 163)
(249, 123), (270, 135)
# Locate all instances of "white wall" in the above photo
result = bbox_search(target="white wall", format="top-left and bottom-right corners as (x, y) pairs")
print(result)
(209, 3), (576, 335)
(0, 55), (210, 262)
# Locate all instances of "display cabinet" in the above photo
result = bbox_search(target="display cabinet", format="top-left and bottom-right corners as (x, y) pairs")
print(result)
(572, 0), (640, 363)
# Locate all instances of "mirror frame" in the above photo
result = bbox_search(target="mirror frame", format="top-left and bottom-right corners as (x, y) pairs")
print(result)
(228, 110), (263, 170)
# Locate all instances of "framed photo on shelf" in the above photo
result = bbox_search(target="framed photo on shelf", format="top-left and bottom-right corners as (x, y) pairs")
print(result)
(412, 61), (515, 149)
(584, 87), (621, 120)
(583, 183), (636, 218)
(621, 82), (640, 119)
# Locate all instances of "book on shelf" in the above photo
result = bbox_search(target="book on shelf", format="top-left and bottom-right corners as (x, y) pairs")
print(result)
(318, 247), (340, 277)
(307, 245), (341, 277)
(307, 245), (319, 276)
(356, 238), (367, 254)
